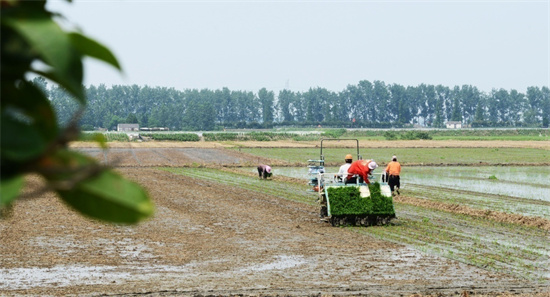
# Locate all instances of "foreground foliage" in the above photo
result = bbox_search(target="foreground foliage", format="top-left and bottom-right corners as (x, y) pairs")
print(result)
(1, 0), (153, 223)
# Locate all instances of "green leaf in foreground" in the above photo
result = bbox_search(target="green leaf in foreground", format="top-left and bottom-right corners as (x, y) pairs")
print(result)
(0, 114), (47, 162)
(69, 32), (121, 70)
(57, 169), (154, 223)
(4, 11), (85, 101)
(0, 175), (24, 208)
(39, 150), (154, 223)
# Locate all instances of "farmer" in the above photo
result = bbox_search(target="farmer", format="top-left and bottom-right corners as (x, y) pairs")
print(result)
(346, 159), (378, 184)
(257, 164), (272, 179)
(335, 154), (353, 182)
(385, 155), (401, 195)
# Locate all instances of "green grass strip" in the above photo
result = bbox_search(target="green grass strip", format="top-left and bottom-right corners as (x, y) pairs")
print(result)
(159, 167), (316, 205)
(232, 147), (549, 165)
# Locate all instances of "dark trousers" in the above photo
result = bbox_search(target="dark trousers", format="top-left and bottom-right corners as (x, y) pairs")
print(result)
(257, 167), (267, 179)
(388, 175), (400, 192)
(345, 176), (363, 185)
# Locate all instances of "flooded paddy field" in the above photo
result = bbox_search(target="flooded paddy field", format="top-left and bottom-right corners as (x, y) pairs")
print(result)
(233, 146), (550, 166)
(2, 144), (549, 296)
(273, 166), (550, 219)
(404, 166), (549, 200)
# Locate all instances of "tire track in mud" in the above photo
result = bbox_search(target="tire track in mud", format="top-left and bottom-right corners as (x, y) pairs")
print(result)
(130, 149), (141, 165)
(101, 284), (550, 297)
(77, 147), (285, 168)
(167, 168), (317, 211)
(150, 149), (173, 163)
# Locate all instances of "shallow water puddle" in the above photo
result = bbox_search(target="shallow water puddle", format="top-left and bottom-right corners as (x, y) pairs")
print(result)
(0, 264), (201, 290)
(240, 255), (307, 272)
(0, 265), (132, 290)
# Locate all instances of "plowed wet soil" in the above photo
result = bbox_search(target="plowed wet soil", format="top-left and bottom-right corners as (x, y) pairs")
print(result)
(1, 142), (549, 296)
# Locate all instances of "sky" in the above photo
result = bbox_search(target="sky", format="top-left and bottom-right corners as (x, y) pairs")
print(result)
(47, 0), (549, 95)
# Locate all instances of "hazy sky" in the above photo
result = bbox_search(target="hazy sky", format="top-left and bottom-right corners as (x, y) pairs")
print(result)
(48, 0), (549, 94)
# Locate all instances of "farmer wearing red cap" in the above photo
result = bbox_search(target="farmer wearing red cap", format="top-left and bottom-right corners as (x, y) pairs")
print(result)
(346, 159), (378, 184)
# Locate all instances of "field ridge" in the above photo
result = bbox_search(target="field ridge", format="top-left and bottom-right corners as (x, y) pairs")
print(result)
(394, 195), (550, 231)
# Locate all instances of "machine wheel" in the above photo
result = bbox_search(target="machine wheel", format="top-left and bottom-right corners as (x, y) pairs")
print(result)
(329, 214), (395, 227)
(320, 206), (328, 218)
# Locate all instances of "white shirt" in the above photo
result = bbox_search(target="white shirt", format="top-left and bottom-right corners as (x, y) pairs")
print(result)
(337, 163), (352, 180)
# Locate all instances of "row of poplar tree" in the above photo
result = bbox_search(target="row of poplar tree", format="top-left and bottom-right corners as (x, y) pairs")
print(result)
(34, 77), (549, 131)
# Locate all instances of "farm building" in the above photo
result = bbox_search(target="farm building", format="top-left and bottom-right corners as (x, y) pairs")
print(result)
(445, 121), (462, 129)
(140, 127), (170, 131)
(117, 123), (140, 132)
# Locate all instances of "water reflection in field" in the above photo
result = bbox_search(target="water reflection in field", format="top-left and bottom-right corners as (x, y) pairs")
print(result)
(272, 166), (550, 202)
(404, 166), (549, 202)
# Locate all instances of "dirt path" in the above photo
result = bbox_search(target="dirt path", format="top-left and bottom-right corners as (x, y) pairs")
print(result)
(1, 168), (548, 296)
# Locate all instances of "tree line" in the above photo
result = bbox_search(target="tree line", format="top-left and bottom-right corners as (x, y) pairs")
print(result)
(35, 78), (550, 130)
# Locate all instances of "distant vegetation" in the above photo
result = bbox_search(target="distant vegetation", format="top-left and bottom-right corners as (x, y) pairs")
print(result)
(79, 128), (549, 142)
(140, 133), (199, 142)
(35, 79), (549, 131)
(80, 132), (130, 142)
(382, 131), (432, 140)
(203, 132), (296, 142)
(346, 128), (548, 141)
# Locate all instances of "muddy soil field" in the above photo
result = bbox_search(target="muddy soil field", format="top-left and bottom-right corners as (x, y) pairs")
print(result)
(1, 144), (549, 296)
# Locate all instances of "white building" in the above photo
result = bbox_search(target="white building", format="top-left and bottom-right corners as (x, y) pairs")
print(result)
(117, 123), (139, 132)
(445, 121), (462, 129)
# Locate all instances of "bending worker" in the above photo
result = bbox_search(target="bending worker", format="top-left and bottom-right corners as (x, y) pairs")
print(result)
(346, 159), (378, 184)
(335, 154), (353, 182)
(257, 164), (272, 179)
(385, 155), (401, 195)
